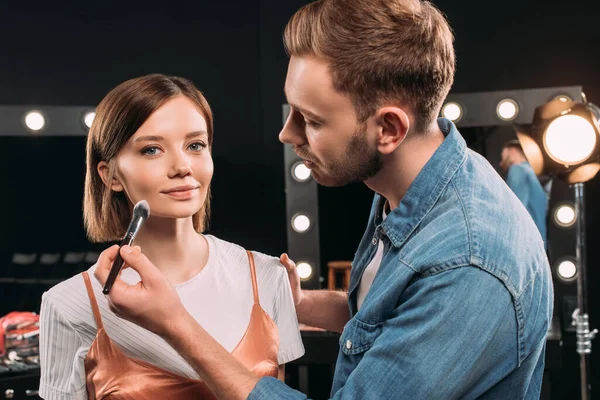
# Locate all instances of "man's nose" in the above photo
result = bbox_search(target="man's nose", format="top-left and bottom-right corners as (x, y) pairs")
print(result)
(279, 110), (306, 146)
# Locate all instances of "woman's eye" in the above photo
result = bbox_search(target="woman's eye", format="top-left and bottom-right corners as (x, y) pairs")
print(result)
(188, 142), (206, 152)
(141, 146), (162, 156)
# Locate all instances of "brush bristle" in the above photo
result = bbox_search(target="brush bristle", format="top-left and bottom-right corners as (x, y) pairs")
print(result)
(133, 200), (150, 220)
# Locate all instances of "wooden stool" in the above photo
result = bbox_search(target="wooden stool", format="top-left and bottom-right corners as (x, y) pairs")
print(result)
(327, 261), (352, 291)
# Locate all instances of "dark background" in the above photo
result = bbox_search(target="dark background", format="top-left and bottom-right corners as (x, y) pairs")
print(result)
(1, 0), (599, 398)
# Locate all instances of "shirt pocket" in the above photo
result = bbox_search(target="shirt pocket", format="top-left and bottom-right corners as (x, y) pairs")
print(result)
(339, 318), (382, 356)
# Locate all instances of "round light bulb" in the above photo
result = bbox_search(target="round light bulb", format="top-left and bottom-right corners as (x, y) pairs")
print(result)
(84, 112), (96, 129)
(296, 262), (313, 280)
(554, 204), (576, 227)
(25, 111), (45, 131)
(554, 95), (572, 102)
(292, 162), (312, 181)
(442, 102), (462, 122)
(544, 115), (596, 165)
(497, 99), (519, 121)
(557, 260), (577, 281)
(292, 214), (311, 233)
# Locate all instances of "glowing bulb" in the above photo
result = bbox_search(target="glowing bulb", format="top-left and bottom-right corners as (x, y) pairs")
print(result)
(497, 99), (519, 121)
(297, 262), (313, 280)
(292, 214), (311, 233)
(554, 95), (572, 102)
(554, 204), (576, 227)
(84, 112), (96, 129)
(25, 111), (45, 131)
(292, 162), (311, 181)
(557, 260), (577, 281)
(442, 102), (462, 122)
(544, 115), (596, 165)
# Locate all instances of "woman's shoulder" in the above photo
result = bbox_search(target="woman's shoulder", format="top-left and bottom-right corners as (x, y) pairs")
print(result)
(41, 266), (97, 327)
(205, 234), (285, 279)
(44, 269), (88, 304)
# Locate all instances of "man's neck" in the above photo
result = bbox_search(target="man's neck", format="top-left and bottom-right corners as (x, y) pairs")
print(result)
(365, 123), (446, 211)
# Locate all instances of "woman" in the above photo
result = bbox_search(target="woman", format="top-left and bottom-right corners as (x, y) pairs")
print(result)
(39, 74), (304, 399)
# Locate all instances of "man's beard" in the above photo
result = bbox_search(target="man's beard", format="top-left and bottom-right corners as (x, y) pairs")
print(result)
(321, 124), (383, 187)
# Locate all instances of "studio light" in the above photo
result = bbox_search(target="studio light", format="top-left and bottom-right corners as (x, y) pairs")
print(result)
(545, 115), (596, 165)
(556, 259), (578, 282)
(516, 97), (600, 400)
(516, 99), (600, 184)
(24, 111), (45, 132)
(553, 204), (576, 228)
(296, 262), (313, 280)
(441, 102), (462, 122)
(497, 99), (519, 121)
(83, 111), (96, 129)
(292, 213), (311, 233)
(292, 161), (312, 182)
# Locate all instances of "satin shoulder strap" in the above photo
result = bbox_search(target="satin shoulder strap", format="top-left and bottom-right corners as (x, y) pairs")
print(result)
(81, 271), (104, 330)
(246, 251), (260, 305)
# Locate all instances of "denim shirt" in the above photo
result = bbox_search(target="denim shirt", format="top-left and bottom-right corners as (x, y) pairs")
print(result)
(249, 118), (553, 399)
(506, 161), (548, 245)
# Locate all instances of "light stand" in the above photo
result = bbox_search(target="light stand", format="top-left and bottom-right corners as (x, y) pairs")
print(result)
(573, 182), (597, 400)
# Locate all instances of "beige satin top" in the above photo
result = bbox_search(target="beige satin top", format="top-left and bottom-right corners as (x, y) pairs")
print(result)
(81, 250), (280, 399)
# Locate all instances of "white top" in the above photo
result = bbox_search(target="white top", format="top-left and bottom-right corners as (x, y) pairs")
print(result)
(39, 234), (305, 400)
(357, 206), (388, 310)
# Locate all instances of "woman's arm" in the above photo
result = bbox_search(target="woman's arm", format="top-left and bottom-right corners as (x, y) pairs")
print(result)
(39, 291), (88, 399)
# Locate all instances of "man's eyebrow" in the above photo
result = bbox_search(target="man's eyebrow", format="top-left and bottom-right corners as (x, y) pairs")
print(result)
(288, 102), (326, 123)
(284, 87), (327, 122)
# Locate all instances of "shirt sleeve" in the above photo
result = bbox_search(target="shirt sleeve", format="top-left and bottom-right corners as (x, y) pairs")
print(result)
(249, 266), (520, 399)
(39, 291), (89, 400)
(506, 164), (530, 206)
(272, 262), (305, 365)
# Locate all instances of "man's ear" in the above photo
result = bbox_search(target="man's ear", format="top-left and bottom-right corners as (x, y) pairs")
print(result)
(374, 106), (410, 155)
(97, 161), (124, 192)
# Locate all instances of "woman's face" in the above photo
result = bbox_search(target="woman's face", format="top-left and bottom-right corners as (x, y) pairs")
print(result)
(100, 95), (213, 220)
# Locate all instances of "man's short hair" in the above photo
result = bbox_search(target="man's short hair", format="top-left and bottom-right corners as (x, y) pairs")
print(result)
(502, 139), (524, 154)
(283, 0), (455, 133)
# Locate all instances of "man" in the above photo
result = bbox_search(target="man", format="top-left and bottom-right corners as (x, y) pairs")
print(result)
(95, 0), (553, 398)
(499, 139), (548, 245)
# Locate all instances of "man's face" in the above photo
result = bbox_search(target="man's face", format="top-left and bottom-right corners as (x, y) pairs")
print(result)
(279, 56), (382, 187)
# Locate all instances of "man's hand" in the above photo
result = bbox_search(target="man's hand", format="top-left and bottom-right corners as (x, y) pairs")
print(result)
(280, 253), (304, 308)
(94, 244), (187, 337)
(95, 245), (262, 399)
(280, 253), (350, 332)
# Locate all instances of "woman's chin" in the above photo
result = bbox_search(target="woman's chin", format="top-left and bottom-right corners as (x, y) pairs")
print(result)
(148, 208), (201, 221)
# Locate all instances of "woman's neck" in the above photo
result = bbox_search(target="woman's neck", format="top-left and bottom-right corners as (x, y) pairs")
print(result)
(131, 216), (209, 284)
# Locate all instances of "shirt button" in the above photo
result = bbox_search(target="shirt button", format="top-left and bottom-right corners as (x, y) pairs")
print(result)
(346, 340), (352, 350)
(372, 237), (377, 245)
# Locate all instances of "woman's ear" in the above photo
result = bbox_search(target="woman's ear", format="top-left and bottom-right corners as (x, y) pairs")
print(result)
(97, 161), (124, 192)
